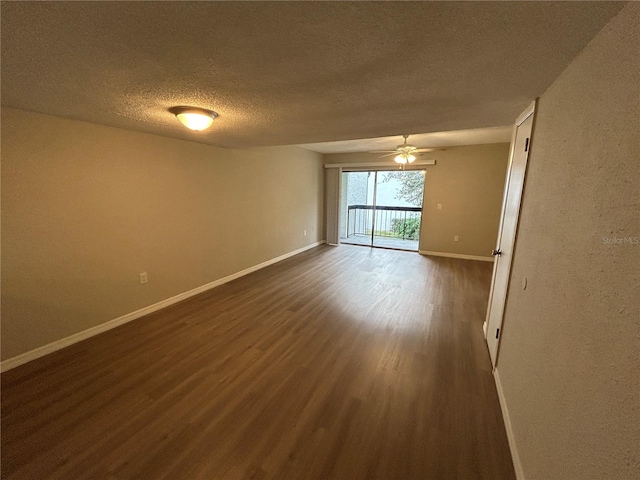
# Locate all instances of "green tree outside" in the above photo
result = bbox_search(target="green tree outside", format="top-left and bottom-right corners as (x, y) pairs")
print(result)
(381, 171), (424, 206)
(380, 171), (425, 239)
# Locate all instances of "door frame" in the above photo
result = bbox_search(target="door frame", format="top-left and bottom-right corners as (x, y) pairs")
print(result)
(483, 100), (537, 367)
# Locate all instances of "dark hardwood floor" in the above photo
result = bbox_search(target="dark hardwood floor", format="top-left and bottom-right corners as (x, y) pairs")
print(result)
(1, 245), (515, 479)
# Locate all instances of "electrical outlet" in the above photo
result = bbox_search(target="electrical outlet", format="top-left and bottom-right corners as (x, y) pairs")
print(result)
(454, 235), (459, 242)
(437, 203), (443, 210)
(304, 229), (307, 236)
(139, 272), (148, 284)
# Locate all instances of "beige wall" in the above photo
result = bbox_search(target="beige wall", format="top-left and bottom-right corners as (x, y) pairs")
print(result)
(1, 108), (324, 360)
(324, 143), (509, 257)
(497, 4), (639, 480)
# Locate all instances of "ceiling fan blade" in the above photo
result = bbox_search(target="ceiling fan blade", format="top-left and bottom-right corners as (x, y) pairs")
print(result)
(368, 150), (398, 154)
(377, 152), (400, 158)
(415, 147), (445, 153)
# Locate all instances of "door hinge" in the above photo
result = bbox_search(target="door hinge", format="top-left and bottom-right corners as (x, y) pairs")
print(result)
(495, 328), (500, 339)
(525, 138), (530, 152)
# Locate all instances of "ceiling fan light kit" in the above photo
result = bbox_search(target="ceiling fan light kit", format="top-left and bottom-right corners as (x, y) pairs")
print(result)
(394, 153), (416, 164)
(370, 134), (442, 166)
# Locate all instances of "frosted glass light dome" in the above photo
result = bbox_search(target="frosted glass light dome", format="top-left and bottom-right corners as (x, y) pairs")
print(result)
(169, 107), (218, 131)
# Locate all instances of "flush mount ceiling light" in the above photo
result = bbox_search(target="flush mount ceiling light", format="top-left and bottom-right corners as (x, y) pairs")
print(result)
(169, 106), (218, 131)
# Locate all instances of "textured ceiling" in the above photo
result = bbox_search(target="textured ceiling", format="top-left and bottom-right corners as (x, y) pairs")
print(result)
(1, 1), (624, 148)
(299, 126), (513, 154)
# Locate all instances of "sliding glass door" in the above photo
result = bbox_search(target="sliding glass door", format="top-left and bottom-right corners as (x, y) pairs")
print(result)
(340, 170), (424, 251)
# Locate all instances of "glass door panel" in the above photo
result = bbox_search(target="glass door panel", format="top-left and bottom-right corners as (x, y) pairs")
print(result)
(371, 170), (424, 251)
(340, 171), (375, 246)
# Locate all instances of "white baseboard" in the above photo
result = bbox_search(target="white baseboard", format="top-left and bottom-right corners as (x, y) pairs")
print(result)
(418, 250), (494, 262)
(494, 368), (526, 480)
(0, 241), (326, 373)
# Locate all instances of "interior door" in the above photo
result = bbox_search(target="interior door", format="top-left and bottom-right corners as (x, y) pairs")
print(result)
(484, 101), (536, 367)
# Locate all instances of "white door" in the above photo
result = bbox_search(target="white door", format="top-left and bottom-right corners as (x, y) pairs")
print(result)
(484, 101), (536, 367)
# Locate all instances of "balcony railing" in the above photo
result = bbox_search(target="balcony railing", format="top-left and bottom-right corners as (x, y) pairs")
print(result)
(346, 205), (422, 240)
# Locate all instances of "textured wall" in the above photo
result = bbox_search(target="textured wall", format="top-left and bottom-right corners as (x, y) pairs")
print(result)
(1, 108), (324, 360)
(325, 144), (509, 257)
(496, 4), (640, 480)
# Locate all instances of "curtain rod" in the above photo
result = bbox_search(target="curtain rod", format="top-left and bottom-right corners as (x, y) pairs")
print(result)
(324, 160), (436, 169)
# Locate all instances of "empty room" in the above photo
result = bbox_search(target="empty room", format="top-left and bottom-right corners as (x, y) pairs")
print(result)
(1, 2), (638, 480)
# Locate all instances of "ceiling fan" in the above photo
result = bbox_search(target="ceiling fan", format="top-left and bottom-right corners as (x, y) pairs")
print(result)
(370, 135), (443, 164)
